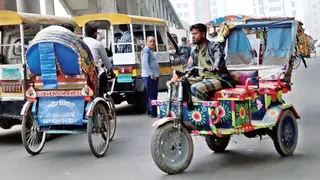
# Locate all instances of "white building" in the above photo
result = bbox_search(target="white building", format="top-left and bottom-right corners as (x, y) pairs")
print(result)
(252, 0), (303, 20)
(209, 0), (228, 19)
(303, 1), (320, 38)
(170, 0), (196, 24)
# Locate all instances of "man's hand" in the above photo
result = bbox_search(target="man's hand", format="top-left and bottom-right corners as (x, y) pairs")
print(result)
(203, 66), (218, 73)
(150, 74), (156, 80)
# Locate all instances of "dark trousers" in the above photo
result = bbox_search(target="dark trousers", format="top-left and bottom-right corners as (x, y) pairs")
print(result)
(143, 77), (158, 117)
(99, 72), (109, 97)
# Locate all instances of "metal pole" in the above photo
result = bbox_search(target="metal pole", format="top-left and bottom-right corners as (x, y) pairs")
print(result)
(16, 0), (27, 13)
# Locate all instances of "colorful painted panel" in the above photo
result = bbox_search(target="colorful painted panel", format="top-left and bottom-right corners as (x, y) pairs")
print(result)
(262, 105), (281, 124)
(154, 101), (219, 131)
(251, 95), (267, 120)
(234, 100), (251, 127)
(215, 100), (233, 128)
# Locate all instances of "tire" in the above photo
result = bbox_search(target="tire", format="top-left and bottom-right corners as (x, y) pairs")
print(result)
(88, 102), (110, 158)
(21, 107), (46, 155)
(205, 135), (230, 153)
(106, 95), (117, 141)
(151, 122), (194, 175)
(273, 110), (298, 156)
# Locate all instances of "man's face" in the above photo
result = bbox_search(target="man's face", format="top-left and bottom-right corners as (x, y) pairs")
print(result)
(147, 37), (156, 49)
(191, 29), (204, 45)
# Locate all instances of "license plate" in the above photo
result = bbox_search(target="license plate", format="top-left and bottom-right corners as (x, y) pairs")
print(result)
(117, 74), (132, 83)
(2, 68), (21, 80)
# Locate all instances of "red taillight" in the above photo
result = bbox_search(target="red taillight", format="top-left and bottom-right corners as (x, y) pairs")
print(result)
(2, 83), (23, 93)
(116, 66), (133, 73)
(25, 86), (37, 99)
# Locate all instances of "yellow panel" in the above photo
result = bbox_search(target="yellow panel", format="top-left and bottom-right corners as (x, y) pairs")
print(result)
(0, 11), (22, 26)
(74, 13), (166, 27)
(0, 10), (76, 26)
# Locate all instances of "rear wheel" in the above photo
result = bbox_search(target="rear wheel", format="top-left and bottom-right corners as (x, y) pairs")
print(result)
(106, 95), (117, 140)
(21, 107), (46, 155)
(151, 122), (194, 175)
(205, 135), (230, 153)
(273, 110), (298, 156)
(88, 103), (110, 158)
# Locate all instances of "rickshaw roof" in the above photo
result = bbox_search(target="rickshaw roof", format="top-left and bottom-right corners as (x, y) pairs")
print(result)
(0, 10), (75, 26)
(74, 13), (166, 27)
(209, 16), (298, 28)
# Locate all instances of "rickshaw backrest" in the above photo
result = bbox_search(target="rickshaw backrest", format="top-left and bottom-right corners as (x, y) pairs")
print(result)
(26, 31), (97, 89)
(230, 70), (258, 85)
(263, 26), (293, 66)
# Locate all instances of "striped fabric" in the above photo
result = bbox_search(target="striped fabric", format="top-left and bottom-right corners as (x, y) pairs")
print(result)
(190, 78), (222, 101)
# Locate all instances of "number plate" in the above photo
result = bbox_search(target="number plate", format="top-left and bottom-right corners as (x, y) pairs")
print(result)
(117, 74), (132, 83)
(2, 68), (21, 80)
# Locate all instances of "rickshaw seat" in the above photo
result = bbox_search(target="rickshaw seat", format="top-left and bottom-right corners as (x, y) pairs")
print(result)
(210, 70), (259, 100)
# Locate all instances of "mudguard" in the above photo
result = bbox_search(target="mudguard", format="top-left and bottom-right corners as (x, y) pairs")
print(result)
(20, 101), (32, 116)
(262, 104), (300, 125)
(85, 97), (108, 117)
(152, 117), (177, 127)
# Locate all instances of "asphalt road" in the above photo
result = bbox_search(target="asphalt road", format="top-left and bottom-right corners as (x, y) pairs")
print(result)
(0, 58), (319, 180)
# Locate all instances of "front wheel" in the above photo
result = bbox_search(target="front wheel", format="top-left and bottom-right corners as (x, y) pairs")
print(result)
(273, 110), (298, 156)
(21, 108), (46, 155)
(205, 135), (230, 153)
(292, 58), (301, 69)
(88, 102), (110, 158)
(151, 122), (194, 175)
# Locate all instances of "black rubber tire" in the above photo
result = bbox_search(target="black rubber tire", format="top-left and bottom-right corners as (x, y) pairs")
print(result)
(205, 135), (230, 153)
(21, 107), (46, 156)
(151, 122), (194, 175)
(88, 102), (110, 158)
(273, 110), (298, 156)
(106, 95), (117, 141)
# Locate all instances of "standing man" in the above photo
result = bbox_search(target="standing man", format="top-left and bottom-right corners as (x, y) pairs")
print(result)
(187, 23), (235, 101)
(179, 36), (192, 66)
(141, 36), (159, 117)
(83, 24), (114, 97)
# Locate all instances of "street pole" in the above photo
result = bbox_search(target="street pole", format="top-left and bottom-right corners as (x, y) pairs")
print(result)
(16, 0), (27, 12)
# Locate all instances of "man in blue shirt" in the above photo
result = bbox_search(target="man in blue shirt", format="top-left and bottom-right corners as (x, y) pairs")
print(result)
(141, 36), (159, 117)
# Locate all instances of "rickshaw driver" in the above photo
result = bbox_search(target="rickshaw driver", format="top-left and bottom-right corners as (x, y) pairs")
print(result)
(187, 23), (236, 101)
(83, 24), (115, 96)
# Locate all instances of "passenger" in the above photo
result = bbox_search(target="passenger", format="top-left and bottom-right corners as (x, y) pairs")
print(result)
(83, 24), (114, 97)
(179, 37), (192, 66)
(187, 23), (236, 101)
(117, 24), (132, 53)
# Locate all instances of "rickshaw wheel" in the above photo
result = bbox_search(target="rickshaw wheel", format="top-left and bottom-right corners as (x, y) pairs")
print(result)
(88, 102), (110, 158)
(105, 95), (117, 141)
(205, 135), (230, 153)
(151, 122), (194, 175)
(273, 110), (298, 156)
(21, 108), (46, 156)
